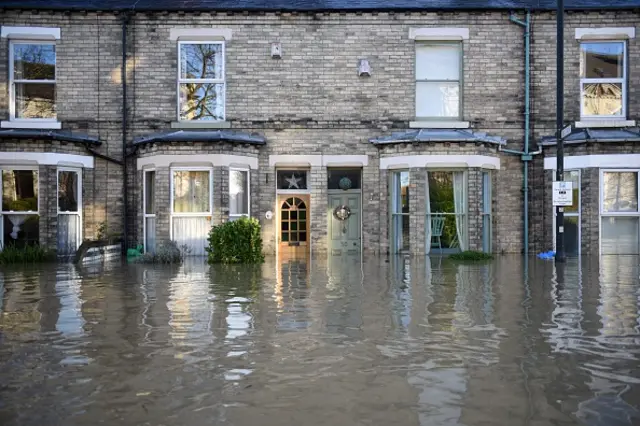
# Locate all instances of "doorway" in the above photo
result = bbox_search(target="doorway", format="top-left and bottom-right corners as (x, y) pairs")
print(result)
(328, 168), (361, 256)
(278, 194), (310, 260)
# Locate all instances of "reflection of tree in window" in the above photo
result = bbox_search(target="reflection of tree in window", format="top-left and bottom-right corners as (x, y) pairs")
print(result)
(179, 44), (223, 121)
(2, 171), (38, 211)
(13, 43), (56, 119)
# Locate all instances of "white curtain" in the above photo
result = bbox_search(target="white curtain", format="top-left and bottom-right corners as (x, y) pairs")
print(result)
(425, 173), (431, 255)
(145, 217), (156, 254)
(453, 171), (467, 251)
(172, 216), (211, 256)
(57, 214), (80, 255)
(172, 171), (210, 213)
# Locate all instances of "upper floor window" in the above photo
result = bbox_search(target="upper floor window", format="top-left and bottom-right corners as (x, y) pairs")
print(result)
(10, 41), (56, 121)
(415, 42), (461, 120)
(178, 41), (225, 122)
(580, 41), (626, 119)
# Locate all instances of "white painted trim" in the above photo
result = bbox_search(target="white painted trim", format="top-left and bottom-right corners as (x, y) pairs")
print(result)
(269, 154), (368, 168)
(1, 120), (62, 130)
(136, 154), (257, 170)
(380, 155), (500, 170)
(575, 119), (636, 128)
(0, 152), (94, 168)
(170, 120), (231, 129)
(1, 26), (60, 40)
(229, 167), (251, 218)
(544, 153), (640, 170)
(169, 28), (232, 41)
(575, 27), (635, 40)
(409, 27), (469, 41)
(409, 121), (470, 129)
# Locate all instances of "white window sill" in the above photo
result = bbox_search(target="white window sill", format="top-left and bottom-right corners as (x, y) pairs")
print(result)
(575, 119), (636, 129)
(171, 121), (231, 129)
(1, 120), (62, 130)
(410, 121), (470, 129)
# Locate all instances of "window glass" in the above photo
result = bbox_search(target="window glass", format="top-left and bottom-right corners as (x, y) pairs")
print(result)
(13, 43), (56, 80)
(580, 42), (624, 79)
(2, 170), (38, 212)
(3, 215), (39, 248)
(178, 43), (224, 121)
(416, 82), (459, 118)
(180, 44), (223, 80)
(172, 170), (210, 213)
(416, 44), (460, 80)
(582, 83), (623, 117)
(602, 172), (638, 213)
(12, 43), (56, 120)
(144, 171), (155, 215)
(391, 171), (410, 253)
(328, 169), (361, 190)
(179, 83), (224, 121)
(601, 216), (639, 255)
(277, 170), (308, 190)
(15, 83), (56, 119)
(58, 171), (78, 212)
(230, 170), (249, 216)
(415, 43), (461, 119)
(564, 171), (580, 214)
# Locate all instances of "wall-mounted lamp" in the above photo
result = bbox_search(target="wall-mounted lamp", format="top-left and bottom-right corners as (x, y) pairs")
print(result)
(358, 59), (371, 77)
(271, 42), (282, 59)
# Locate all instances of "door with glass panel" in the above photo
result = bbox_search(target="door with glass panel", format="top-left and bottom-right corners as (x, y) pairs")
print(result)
(143, 170), (156, 253)
(278, 195), (310, 259)
(328, 169), (361, 256)
(171, 168), (212, 256)
(600, 170), (640, 255)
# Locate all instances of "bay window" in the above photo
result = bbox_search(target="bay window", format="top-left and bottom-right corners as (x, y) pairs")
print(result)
(178, 42), (225, 121)
(482, 171), (492, 253)
(57, 168), (82, 255)
(229, 168), (249, 220)
(415, 42), (461, 120)
(171, 168), (213, 255)
(9, 41), (56, 121)
(0, 168), (39, 248)
(600, 170), (639, 254)
(390, 171), (410, 253)
(580, 41), (626, 119)
(426, 171), (467, 253)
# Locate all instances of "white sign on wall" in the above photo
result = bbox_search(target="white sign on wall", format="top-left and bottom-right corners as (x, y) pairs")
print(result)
(553, 181), (573, 206)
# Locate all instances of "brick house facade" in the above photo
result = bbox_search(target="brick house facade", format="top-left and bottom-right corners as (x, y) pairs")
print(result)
(1, 1), (639, 257)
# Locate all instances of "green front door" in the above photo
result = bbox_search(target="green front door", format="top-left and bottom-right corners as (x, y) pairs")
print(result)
(329, 192), (361, 255)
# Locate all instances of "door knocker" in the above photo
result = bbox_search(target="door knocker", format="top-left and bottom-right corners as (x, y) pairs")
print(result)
(333, 205), (352, 234)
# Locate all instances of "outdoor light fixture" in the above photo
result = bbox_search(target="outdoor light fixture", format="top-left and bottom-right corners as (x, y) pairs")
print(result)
(358, 59), (371, 76)
(271, 42), (282, 59)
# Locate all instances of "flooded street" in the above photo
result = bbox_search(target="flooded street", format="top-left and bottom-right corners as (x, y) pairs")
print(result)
(1, 256), (639, 426)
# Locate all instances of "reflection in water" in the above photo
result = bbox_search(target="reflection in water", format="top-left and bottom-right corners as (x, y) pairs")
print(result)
(0, 256), (639, 426)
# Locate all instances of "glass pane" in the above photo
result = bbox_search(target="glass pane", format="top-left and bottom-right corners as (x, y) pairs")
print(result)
(15, 83), (56, 119)
(291, 222), (297, 231)
(482, 214), (491, 253)
(392, 214), (410, 252)
(281, 211), (289, 220)
(179, 83), (224, 121)
(299, 232), (307, 242)
(416, 81), (459, 118)
(564, 171), (580, 214)
(2, 170), (38, 212)
(416, 43), (460, 80)
(145, 217), (156, 254)
(602, 172), (638, 213)
(171, 216), (211, 256)
(428, 171), (455, 213)
(3, 215), (39, 249)
(281, 222), (289, 231)
(290, 232), (298, 242)
(582, 82), (623, 117)
(327, 169), (361, 190)
(172, 170), (210, 213)
(299, 211), (306, 220)
(229, 170), (249, 216)
(482, 172), (491, 214)
(564, 215), (580, 256)
(144, 171), (155, 214)
(58, 171), (78, 212)
(13, 43), (55, 80)
(180, 43), (223, 80)
(580, 42), (624, 79)
(282, 232), (289, 242)
(392, 171), (410, 214)
(290, 211), (297, 220)
(601, 216), (639, 255)
(277, 170), (308, 190)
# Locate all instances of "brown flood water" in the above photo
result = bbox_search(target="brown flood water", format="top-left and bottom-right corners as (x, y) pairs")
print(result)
(0, 255), (639, 426)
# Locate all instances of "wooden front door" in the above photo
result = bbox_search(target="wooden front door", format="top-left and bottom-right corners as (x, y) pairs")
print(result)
(278, 195), (310, 258)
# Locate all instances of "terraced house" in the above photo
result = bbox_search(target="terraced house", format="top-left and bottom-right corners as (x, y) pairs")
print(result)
(0, 0), (639, 258)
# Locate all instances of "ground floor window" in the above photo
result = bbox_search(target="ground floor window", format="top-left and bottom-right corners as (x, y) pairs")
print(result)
(426, 170), (467, 253)
(57, 168), (82, 255)
(601, 170), (640, 254)
(143, 169), (156, 253)
(482, 171), (492, 253)
(390, 170), (410, 253)
(0, 167), (39, 249)
(553, 170), (581, 256)
(229, 168), (249, 220)
(170, 168), (212, 255)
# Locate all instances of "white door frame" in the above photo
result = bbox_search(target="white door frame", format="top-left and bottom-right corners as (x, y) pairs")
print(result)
(56, 166), (83, 251)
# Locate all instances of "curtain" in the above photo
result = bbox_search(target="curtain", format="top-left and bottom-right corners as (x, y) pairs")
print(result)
(57, 214), (79, 256)
(145, 217), (156, 254)
(425, 173), (431, 255)
(173, 171), (210, 213)
(453, 171), (467, 251)
(172, 216), (211, 256)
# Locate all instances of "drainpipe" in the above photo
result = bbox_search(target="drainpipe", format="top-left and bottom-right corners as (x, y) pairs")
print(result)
(506, 10), (536, 256)
(121, 13), (129, 255)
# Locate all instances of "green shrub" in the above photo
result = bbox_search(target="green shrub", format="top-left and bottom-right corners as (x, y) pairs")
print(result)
(449, 250), (494, 261)
(207, 217), (264, 264)
(0, 244), (56, 264)
(135, 240), (188, 264)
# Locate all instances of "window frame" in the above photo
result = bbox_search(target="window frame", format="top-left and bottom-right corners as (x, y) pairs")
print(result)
(599, 168), (640, 255)
(579, 40), (627, 120)
(553, 169), (581, 255)
(229, 167), (250, 219)
(482, 171), (492, 253)
(170, 167), (214, 216)
(390, 170), (410, 254)
(8, 39), (57, 123)
(176, 40), (226, 122)
(415, 41), (463, 121)
(143, 169), (156, 253)
(425, 169), (468, 253)
(0, 165), (40, 250)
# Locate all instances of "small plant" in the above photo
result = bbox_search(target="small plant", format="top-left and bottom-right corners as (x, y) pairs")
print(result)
(0, 244), (56, 264)
(96, 221), (108, 241)
(207, 217), (264, 264)
(449, 250), (494, 261)
(134, 240), (189, 264)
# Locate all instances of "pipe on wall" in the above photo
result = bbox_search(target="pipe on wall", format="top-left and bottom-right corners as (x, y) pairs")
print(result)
(121, 13), (130, 254)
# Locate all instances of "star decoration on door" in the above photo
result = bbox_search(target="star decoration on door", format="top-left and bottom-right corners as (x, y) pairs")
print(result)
(285, 173), (302, 189)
